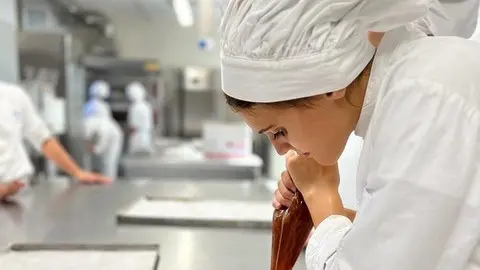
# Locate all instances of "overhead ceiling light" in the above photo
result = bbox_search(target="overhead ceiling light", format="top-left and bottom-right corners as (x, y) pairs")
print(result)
(172, 0), (194, 27)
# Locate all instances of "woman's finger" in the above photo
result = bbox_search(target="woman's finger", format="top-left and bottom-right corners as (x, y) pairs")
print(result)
(274, 189), (292, 208)
(272, 196), (282, 209)
(281, 170), (296, 193)
(277, 179), (294, 201)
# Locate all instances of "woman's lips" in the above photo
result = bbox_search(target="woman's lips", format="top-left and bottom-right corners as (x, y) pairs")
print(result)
(303, 152), (310, 157)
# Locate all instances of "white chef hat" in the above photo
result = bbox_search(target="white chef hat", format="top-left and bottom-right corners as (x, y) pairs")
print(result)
(89, 80), (110, 99)
(220, 0), (442, 102)
(126, 81), (146, 101)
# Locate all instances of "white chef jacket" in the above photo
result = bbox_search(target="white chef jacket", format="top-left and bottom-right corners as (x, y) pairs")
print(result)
(84, 116), (122, 156)
(0, 82), (51, 182)
(87, 99), (112, 119)
(127, 85), (153, 154)
(306, 26), (480, 269)
(84, 115), (123, 179)
(416, 0), (479, 38)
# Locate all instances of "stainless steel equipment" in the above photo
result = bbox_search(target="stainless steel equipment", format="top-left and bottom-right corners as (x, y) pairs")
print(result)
(81, 56), (162, 118)
(18, 0), (135, 177)
(18, 31), (87, 175)
(122, 151), (263, 180)
(177, 67), (216, 138)
(0, 178), (308, 270)
(161, 68), (270, 175)
(81, 56), (163, 156)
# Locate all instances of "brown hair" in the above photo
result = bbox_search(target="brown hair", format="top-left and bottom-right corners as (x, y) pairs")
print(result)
(224, 60), (372, 110)
(224, 94), (316, 110)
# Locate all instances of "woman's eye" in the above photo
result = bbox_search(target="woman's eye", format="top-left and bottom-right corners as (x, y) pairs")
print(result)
(272, 130), (286, 140)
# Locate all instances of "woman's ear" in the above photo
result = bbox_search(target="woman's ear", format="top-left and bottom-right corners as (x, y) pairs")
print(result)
(325, 89), (346, 100)
(368, 31), (385, 48)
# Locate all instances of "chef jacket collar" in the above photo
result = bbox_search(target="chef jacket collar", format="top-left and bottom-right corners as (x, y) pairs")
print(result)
(354, 26), (429, 138)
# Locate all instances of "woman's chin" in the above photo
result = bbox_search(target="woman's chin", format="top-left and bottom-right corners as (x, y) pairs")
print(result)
(312, 155), (338, 166)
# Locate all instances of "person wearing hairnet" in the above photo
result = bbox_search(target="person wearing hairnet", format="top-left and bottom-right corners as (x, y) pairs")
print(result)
(0, 81), (111, 200)
(83, 94), (124, 180)
(221, 0), (480, 269)
(125, 82), (153, 154)
(86, 80), (112, 119)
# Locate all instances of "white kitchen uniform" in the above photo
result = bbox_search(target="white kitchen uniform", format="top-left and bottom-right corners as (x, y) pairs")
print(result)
(126, 82), (153, 154)
(84, 80), (123, 179)
(0, 82), (51, 183)
(306, 27), (480, 270)
(416, 0), (479, 38)
(84, 115), (123, 180)
(86, 99), (111, 119)
(87, 80), (112, 119)
(220, 0), (480, 268)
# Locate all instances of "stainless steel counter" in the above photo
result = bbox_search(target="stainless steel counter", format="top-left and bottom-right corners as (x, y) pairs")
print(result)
(122, 155), (263, 180)
(0, 178), (307, 270)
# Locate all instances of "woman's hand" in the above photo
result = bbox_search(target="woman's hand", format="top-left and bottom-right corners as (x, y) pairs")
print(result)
(74, 170), (112, 184)
(272, 151), (340, 209)
(272, 170), (296, 209)
(284, 151), (344, 226)
(285, 151), (339, 197)
(0, 180), (26, 201)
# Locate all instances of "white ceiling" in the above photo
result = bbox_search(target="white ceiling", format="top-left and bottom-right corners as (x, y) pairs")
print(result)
(71, 0), (173, 20)
(71, 0), (218, 22)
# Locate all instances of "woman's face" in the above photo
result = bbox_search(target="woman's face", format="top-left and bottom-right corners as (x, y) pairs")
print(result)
(238, 93), (359, 166)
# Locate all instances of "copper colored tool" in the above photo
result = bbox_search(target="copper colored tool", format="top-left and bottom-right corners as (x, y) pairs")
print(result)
(271, 191), (313, 270)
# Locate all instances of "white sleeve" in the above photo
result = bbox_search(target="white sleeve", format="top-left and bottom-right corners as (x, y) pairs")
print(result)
(127, 106), (136, 128)
(19, 88), (52, 151)
(425, 0), (479, 38)
(84, 118), (95, 140)
(93, 122), (109, 155)
(84, 118), (108, 154)
(129, 105), (149, 129)
(306, 80), (480, 270)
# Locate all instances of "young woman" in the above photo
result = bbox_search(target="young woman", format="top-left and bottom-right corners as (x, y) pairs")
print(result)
(220, 0), (480, 269)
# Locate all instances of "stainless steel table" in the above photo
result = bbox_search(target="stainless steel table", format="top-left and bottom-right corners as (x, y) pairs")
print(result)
(0, 178), (307, 270)
(122, 155), (264, 180)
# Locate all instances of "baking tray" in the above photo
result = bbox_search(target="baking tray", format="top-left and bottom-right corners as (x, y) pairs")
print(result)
(0, 243), (160, 270)
(117, 196), (274, 229)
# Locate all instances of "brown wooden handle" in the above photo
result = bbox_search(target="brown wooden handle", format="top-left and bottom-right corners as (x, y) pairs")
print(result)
(271, 191), (313, 270)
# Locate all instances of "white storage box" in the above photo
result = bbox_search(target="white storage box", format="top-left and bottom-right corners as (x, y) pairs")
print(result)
(202, 121), (253, 159)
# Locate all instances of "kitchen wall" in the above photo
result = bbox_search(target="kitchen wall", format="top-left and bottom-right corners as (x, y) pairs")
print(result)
(0, 0), (19, 83)
(110, 9), (238, 136)
(112, 9), (221, 68)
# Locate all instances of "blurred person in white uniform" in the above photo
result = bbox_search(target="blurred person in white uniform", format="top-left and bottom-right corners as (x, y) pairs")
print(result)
(0, 81), (111, 200)
(126, 82), (154, 155)
(83, 96), (124, 180)
(86, 80), (112, 119)
(221, 0), (480, 269)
